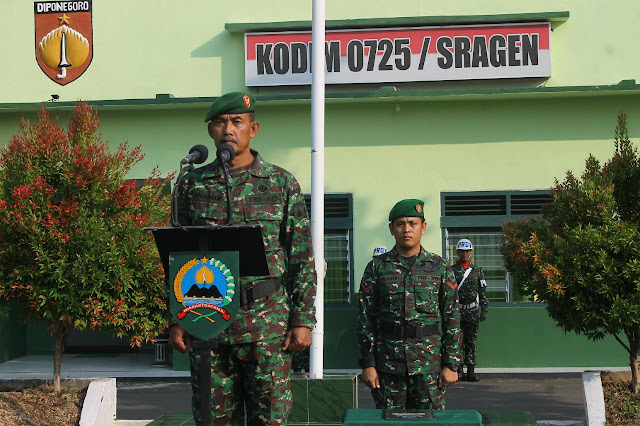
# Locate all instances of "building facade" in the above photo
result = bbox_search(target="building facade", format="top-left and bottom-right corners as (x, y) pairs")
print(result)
(1, 0), (637, 368)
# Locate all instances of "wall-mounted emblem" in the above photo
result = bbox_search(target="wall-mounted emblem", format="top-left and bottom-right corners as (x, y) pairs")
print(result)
(34, 1), (93, 85)
(169, 252), (239, 340)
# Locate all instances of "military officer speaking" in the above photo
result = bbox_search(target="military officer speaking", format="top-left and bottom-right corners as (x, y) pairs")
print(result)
(169, 92), (316, 425)
(451, 239), (488, 382)
(357, 199), (462, 410)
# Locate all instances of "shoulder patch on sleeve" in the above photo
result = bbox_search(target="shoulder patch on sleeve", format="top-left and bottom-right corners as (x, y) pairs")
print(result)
(292, 201), (308, 220)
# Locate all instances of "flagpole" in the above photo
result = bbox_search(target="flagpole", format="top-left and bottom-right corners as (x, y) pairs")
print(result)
(309, 0), (325, 380)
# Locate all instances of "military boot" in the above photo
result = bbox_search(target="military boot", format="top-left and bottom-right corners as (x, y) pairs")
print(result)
(466, 365), (479, 382)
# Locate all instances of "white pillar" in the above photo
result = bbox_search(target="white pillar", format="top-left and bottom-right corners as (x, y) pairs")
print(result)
(309, 0), (325, 380)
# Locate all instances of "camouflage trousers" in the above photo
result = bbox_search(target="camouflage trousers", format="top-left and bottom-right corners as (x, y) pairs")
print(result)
(372, 371), (446, 410)
(461, 316), (479, 366)
(291, 347), (310, 373)
(188, 338), (293, 425)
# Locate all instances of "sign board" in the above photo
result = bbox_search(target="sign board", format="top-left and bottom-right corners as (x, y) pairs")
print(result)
(245, 22), (551, 86)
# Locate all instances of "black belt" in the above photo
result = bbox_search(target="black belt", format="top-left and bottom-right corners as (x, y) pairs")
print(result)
(380, 322), (439, 339)
(239, 277), (281, 306)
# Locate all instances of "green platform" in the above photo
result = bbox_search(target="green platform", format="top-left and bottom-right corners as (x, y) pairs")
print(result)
(343, 409), (483, 425)
(145, 373), (537, 426)
(148, 374), (358, 425)
(289, 374), (358, 425)
(148, 409), (536, 426)
(342, 409), (536, 425)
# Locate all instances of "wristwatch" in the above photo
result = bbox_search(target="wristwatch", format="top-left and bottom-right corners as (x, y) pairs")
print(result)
(444, 363), (459, 372)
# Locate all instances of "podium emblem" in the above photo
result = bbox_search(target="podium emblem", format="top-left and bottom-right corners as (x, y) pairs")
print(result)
(169, 252), (239, 339)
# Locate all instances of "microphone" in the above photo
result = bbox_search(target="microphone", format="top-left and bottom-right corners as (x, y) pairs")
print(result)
(217, 143), (235, 165)
(181, 144), (209, 165)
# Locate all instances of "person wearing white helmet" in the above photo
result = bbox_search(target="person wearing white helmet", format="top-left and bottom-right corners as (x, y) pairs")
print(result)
(372, 246), (388, 257)
(451, 238), (488, 382)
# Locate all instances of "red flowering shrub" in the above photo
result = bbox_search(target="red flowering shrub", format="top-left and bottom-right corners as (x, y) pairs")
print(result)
(501, 111), (640, 393)
(0, 102), (173, 391)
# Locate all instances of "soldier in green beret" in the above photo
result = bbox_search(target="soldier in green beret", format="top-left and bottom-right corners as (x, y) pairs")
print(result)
(168, 92), (317, 425)
(358, 199), (462, 409)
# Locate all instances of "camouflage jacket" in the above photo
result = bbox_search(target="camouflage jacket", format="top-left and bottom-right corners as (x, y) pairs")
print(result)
(451, 262), (488, 323)
(357, 247), (462, 375)
(174, 149), (317, 344)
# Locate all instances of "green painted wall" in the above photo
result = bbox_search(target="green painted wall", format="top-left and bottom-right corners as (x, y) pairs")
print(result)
(172, 305), (627, 371)
(328, 304), (628, 369)
(2, 0), (640, 103)
(0, 304), (27, 362)
(2, 93), (638, 368)
(26, 322), (55, 355)
(6, 303), (630, 368)
(477, 305), (627, 368)
(0, 1), (638, 370)
(3, 94), (636, 288)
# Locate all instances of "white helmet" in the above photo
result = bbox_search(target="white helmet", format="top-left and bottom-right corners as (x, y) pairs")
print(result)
(372, 246), (388, 257)
(456, 239), (473, 250)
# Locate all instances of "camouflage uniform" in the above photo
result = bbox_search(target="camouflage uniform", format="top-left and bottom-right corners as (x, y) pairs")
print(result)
(357, 247), (462, 410)
(451, 262), (488, 368)
(175, 149), (316, 425)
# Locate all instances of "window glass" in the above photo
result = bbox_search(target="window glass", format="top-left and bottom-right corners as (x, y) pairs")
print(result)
(324, 230), (350, 304)
(304, 193), (353, 305)
(446, 229), (530, 302)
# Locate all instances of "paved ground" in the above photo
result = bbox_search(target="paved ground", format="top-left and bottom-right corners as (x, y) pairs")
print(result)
(445, 373), (585, 422)
(0, 354), (603, 424)
(117, 379), (191, 421)
(116, 372), (586, 423)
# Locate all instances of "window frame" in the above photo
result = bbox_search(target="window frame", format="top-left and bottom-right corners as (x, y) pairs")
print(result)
(440, 190), (551, 304)
(304, 193), (355, 306)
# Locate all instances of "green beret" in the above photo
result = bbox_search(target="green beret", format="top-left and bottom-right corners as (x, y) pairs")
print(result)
(389, 199), (425, 222)
(204, 92), (256, 122)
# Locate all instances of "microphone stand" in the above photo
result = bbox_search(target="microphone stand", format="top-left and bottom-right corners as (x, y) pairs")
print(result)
(217, 143), (236, 226)
(172, 145), (209, 228)
(222, 161), (233, 226)
(170, 156), (215, 425)
(169, 147), (219, 425)
(171, 162), (193, 228)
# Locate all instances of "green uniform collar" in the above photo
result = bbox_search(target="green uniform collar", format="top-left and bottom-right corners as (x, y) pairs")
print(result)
(381, 246), (432, 266)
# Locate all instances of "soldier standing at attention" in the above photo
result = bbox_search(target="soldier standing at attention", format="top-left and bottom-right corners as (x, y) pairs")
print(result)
(169, 92), (317, 425)
(451, 239), (488, 382)
(358, 199), (462, 410)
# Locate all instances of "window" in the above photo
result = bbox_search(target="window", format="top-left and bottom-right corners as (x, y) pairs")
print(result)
(304, 194), (354, 305)
(441, 191), (552, 302)
(445, 229), (511, 302)
(324, 229), (350, 303)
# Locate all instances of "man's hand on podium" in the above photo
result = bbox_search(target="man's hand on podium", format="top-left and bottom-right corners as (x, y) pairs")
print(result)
(282, 326), (312, 353)
(168, 324), (192, 353)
